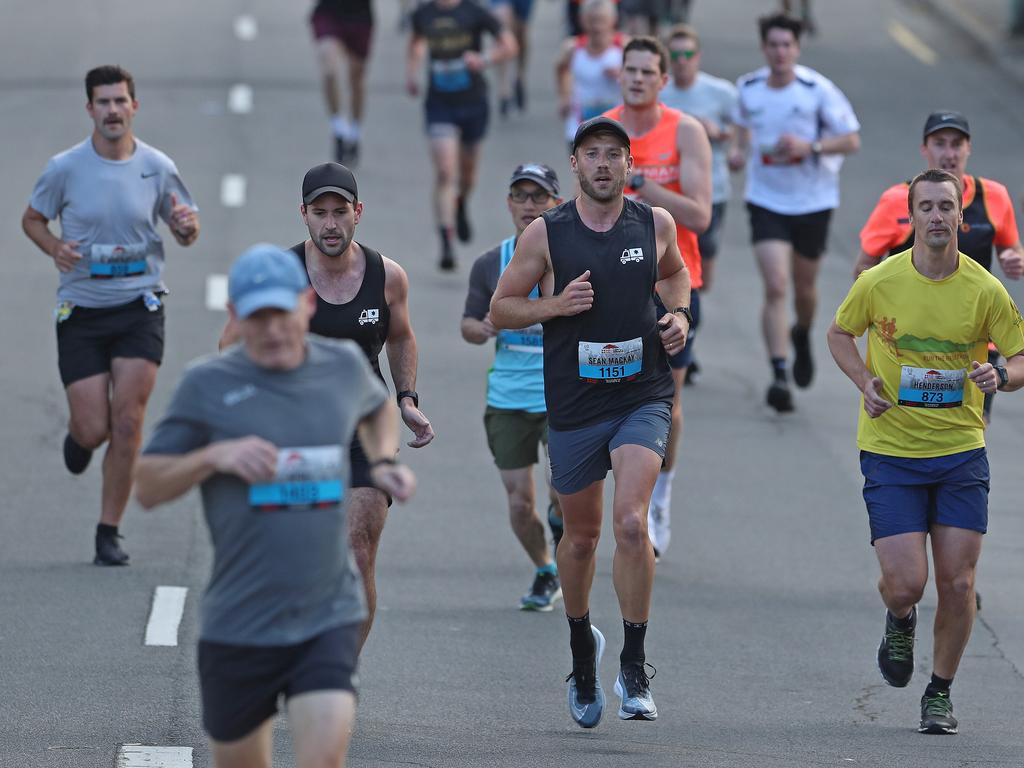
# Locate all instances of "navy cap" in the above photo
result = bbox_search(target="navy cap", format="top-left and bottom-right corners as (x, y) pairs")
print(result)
(571, 116), (631, 154)
(302, 162), (358, 205)
(923, 111), (970, 140)
(229, 243), (308, 318)
(510, 163), (560, 196)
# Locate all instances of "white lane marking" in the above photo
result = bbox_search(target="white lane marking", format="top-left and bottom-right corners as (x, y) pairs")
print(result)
(206, 274), (229, 311)
(144, 586), (188, 647)
(117, 745), (192, 767)
(233, 14), (258, 41)
(220, 174), (247, 208)
(228, 84), (253, 114)
(888, 21), (937, 66)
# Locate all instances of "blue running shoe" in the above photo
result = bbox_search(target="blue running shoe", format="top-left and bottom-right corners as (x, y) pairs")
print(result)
(519, 570), (562, 612)
(566, 626), (605, 728)
(614, 662), (658, 720)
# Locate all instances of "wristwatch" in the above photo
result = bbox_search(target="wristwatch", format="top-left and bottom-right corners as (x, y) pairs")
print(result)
(672, 306), (694, 326)
(994, 365), (1009, 391)
(629, 174), (646, 191)
(397, 390), (419, 408)
(811, 140), (824, 157)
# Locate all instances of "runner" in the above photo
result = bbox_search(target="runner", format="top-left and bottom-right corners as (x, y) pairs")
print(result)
(827, 169), (1024, 735)
(491, 116), (692, 727)
(620, 0), (691, 36)
(556, 0), (624, 153)
(406, 0), (518, 271)
(729, 12), (860, 412)
(136, 243), (416, 767)
(21, 65), (199, 566)
(219, 162), (434, 650)
(855, 111), (1024, 422)
(565, 0), (621, 36)
(461, 163), (564, 611)
(309, 0), (374, 164)
(603, 35), (712, 560)
(491, 0), (534, 117)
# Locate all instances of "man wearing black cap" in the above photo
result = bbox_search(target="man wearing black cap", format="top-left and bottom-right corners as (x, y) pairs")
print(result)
(856, 111), (1023, 421)
(220, 163), (434, 651)
(491, 116), (691, 728)
(462, 163), (564, 612)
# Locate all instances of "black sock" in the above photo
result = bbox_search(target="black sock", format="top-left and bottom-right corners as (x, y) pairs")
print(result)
(96, 523), (118, 537)
(771, 357), (788, 382)
(792, 324), (809, 341)
(888, 608), (915, 630)
(568, 612), (595, 660)
(439, 226), (452, 248)
(926, 673), (952, 697)
(620, 619), (647, 666)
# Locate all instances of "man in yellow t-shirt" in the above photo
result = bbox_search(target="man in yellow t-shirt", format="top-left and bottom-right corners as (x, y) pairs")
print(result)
(827, 169), (1024, 736)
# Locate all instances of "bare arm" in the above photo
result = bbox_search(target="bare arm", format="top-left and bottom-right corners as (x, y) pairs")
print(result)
(651, 207), (691, 353)
(22, 206), (82, 272)
(461, 315), (497, 344)
(634, 115), (712, 233)
(826, 320), (892, 417)
(853, 249), (881, 277)
(555, 39), (575, 118)
(996, 241), (1024, 280)
(358, 401), (416, 502)
(406, 33), (427, 96)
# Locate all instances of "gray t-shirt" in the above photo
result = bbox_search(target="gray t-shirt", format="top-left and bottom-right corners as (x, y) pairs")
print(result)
(660, 73), (739, 204)
(29, 137), (197, 308)
(143, 336), (388, 646)
(463, 243), (501, 320)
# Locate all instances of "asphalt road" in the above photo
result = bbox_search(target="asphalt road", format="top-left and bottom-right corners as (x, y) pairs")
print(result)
(1, 1), (1023, 766)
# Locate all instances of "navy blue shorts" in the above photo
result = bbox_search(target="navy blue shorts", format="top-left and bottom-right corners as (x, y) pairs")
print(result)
(491, 0), (535, 19)
(655, 290), (701, 370)
(425, 99), (489, 145)
(698, 202), (726, 260)
(860, 448), (989, 544)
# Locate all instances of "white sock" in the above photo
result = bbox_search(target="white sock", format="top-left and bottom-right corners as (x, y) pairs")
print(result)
(330, 114), (349, 139)
(651, 468), (675, 510)
(348, 121), (361, 141)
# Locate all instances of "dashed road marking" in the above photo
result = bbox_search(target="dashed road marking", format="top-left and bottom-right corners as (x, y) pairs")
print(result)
(888, 21), (937, 66)
(228, 84), (253, 114)
(220, 174), (247, 207)
(205, 274), (229, 311)
(233, 14), (258, 41)
(144, 586), (188, 647)
(117, 745), (192, 767)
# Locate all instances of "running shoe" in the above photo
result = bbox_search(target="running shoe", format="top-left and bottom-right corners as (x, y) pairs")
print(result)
(547, 504), (563, 555)
(614, 662), (658, 721)
(94, 529), (129, 567)
(647, 501), (670, 556)
(919, 690), (957, 734)
(520, 570), (562, 611)
(766, 381), (794, 413)
(333, 136), (347, 165)
(684, 358), (700, 386)
(791, 325), (814, 388)
(566, 626), (605, 729)
(456, 197), (472, 242)
(346, 140), (360, 166)
(439, 242), (456, 272)
(63, 433), (93, 475)
(877, 606), (916, 688)
(499, 97), (512, 119)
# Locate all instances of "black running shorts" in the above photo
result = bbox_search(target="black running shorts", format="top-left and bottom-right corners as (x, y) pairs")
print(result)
(747, 202), (833, 260)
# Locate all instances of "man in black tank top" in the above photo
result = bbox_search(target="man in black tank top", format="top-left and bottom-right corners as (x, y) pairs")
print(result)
(220, 163), (434, 650)
(491, 117), (692, 728)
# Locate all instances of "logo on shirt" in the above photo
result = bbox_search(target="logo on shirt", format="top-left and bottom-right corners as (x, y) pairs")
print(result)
(223, 383), (257, 407)
(358, 308), (380, 326)
(140, 171), (159, 179)
(620, 248), (644, 264)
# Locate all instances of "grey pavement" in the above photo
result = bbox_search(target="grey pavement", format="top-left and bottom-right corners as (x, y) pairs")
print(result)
(1, 1), (1024, 767)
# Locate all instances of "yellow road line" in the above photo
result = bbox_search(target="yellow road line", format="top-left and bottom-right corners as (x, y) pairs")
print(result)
(888, 20), (938, 66)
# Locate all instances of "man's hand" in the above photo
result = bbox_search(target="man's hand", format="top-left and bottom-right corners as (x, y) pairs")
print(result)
(480, 313), (498, 338)
(558, 270), (594, 316)
(775, 134), (813, 162)
(695, 116), (723, 142)
(50, 240), (82, 272)
(968, 360), (1000, 394)
(463, 51), (487, 72)
(657, 312), (689, 356)
(370, 462), (417, 503)
(207, 436), (278, 483)
(169, 193), (198, 240)
(997, 248), (1024, 280)
(727, 147), (746, 172)
(401, 401), (435, 448)
(860, 377), (892, 418)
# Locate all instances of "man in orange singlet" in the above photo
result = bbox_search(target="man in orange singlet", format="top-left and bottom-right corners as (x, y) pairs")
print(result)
(604, 35), (711, 560)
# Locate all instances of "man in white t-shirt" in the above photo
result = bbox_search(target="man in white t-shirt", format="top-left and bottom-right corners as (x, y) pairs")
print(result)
(729, 13), (859, 413)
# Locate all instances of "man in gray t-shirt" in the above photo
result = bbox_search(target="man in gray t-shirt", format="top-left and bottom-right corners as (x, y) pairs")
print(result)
(136, 243), (415, 765)
(21, 65), (200, 567)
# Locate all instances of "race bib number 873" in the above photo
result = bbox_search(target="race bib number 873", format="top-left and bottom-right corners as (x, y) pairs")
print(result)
(897, 366), (965, 408)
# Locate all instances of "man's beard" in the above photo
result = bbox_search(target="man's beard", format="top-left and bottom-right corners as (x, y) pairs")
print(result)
(578, 173), (625, 203)
(313, 232), (351, 257)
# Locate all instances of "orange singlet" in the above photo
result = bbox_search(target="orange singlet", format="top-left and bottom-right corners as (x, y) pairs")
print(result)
(604, 103), (702, 289)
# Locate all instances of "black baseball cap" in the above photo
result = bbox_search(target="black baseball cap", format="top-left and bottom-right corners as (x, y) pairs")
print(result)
(923, 111), (970, 140)
(302, 162), (358, 205)
(510, 163), (560, 196)
(571, 116), (631, 154)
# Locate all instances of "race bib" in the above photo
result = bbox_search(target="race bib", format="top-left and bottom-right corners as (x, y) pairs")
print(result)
(249, 446), (344, 511)
(498, 324), (543, 354)
(578, 338), (643, 383)
(897, 366), (965, 408)
(431, 59), (471, 92)
(759, 143), (801, 166)
(90, 243), (149, 278)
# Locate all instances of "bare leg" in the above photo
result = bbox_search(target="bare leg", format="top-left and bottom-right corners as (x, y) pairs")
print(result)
(289, 690), (357, 768)
(610, 444), (662, 622)
(347, 487), (389, 650)
(874, 531), (929, 619)
(931, 525), (982, 679)
(66, 372), (111, 454)
(316, 38), (345, 119)
(210, 718), (273, 768)
(792, 251), (822, 332)
(457, 141), (483, 202)
(556, 480), (604, 618)
(428, 134), (459, 231)
(500, 467), (552, 567)
(345, 51), (367, 127)
(101, 358), (158, 527)
(754, 239), (791, 360)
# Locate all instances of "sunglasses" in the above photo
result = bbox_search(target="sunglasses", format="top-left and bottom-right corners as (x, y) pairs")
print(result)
(670, 49), (698, 61)
(509, 189), (553, 204)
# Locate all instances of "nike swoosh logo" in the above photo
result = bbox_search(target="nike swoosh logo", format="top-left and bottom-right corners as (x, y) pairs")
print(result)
(141, 171), (159, 179)
(571, 701), (587, 718)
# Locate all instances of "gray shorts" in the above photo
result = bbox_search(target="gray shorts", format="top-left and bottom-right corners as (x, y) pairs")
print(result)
(548, 401), (671, 495)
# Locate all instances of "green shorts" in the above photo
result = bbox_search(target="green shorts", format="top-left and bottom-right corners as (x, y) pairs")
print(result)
(483, 406), (548, 470)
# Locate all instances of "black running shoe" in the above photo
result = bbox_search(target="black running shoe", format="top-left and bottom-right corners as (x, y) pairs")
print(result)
(684, 359), (700, 386)
(919, 690), (957, 734)
(63, 433), (93, 475)
(456, 197), (472, 243)
(877, 606), (916, 687)
(334, 136), (347, 165)
(520, 570), (562, 611)
(94, 529), (130, 566)
(766, 381), (794, 413)
(791, 325), (814, 388)
(514, 78), (526, 111)
(439, 243), (456, 272)
(548, 504), (564, 555)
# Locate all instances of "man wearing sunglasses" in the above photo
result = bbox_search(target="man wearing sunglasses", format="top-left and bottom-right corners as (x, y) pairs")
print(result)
(462, 164), (565, 611)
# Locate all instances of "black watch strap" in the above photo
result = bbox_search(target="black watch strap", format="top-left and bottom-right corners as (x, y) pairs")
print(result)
(672, 306), (694, 326)
(397, 390), (419, 408)
(995, 365), (1009, 390)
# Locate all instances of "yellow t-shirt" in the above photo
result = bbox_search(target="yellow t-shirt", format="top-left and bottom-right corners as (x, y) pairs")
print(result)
(835, 249), (1024, 458)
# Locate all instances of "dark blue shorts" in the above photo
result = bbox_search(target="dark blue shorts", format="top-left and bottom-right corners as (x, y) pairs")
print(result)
(697, 202), (726, 260)
(860, 448), (989, 544)
(491, 0), (535, 19)
(425, 99), (489, 145)
(655, 290), (701, 370)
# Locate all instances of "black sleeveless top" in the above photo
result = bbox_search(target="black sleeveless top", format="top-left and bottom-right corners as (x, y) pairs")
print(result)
(541, 198), (673, 430)
(890, 176), (996, 271)
(291, 242), (390, 378)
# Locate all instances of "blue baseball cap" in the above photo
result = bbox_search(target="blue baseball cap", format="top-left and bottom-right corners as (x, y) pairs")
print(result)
(228, 243), (308, 318)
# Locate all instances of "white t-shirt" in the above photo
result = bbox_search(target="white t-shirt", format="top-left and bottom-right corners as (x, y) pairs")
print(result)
(565, 36), (624, 142)
(733, 65), (859, 215)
